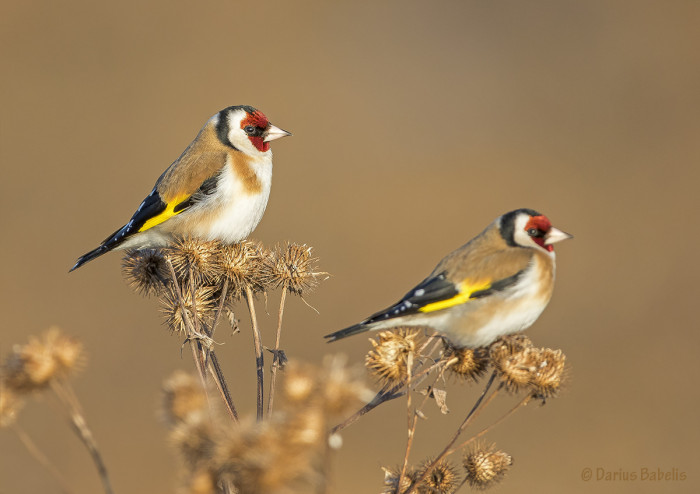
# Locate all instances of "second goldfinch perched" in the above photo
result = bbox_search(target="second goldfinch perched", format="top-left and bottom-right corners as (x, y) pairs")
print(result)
(70, 105), (290, 271)
(326, 209), (572, 348)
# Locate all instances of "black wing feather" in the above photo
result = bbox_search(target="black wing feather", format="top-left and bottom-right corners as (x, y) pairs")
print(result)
(70, 188), (168, 271)
(325, 269), (527, 342)
(325, 273), (457, 341)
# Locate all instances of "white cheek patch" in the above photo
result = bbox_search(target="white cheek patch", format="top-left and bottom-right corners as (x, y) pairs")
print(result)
(512, 214), (533, 247)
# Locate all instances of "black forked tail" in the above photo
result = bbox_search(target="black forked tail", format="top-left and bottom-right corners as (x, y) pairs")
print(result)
(324, 323), (371, 342)
(69, 245), (110, 272)
(69, 224), (130, 272)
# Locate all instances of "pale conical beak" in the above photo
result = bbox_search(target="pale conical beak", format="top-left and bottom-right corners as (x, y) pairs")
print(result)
(544, 227), (574, 245)
(263, 124), (292, 142)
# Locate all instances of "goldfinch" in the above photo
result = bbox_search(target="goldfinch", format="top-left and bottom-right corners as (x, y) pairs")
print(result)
(326, 209), (572, 347)
(70, 105), (290, 271)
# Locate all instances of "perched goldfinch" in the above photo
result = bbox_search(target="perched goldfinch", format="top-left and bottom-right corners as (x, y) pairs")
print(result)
(70, 105), (290, 271)
(326, 209), (572, 347)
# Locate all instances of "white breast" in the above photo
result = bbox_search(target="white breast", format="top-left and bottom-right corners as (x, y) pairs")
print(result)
(194, 153), (273, 242)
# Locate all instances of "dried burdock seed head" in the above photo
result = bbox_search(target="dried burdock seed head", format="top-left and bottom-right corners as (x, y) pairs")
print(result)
(419, 458), (460, 493)
(283, 405), (325, 447)
(161, 285), (217, 334)
(366, 329), (420, 386)
(529, 348), (567, 398)
(215, 417), (318, 494)
(168, 237), (220, 284)
(319, 354), (371, 416)
(3, 328), (84, 392)
(170, 411), (217, 469)
(213, 240), (267, 297)
(122, 248), (168, 296)
(261, 242), (326, 295)
(382, 466), (419, 494)
(180, 467), (218, 494)
(489, 336), (538, 393)
(463, 443), (512, 490)
(162, 371), (208, 425)
(0, 384), (23, 428)
(282, 361), (317, 405)
(282, 357), (369, 417)
(443, 341), (489, 382)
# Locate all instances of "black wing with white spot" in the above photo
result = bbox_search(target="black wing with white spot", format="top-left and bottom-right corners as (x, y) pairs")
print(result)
(324, 273), (458, 341)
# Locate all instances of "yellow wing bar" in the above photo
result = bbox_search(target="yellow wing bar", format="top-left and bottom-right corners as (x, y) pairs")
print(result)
(138, 194), (190, 233)
(418, 280), (491, 313)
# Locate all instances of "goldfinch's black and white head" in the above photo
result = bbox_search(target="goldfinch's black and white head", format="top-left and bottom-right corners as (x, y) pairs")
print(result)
(498, 208), (573, 254)
(215, 105), (291, 156)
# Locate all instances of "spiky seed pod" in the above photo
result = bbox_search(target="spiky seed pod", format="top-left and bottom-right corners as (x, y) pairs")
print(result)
(161, 285), (217, 335)
(366, 330), (419, 386)
(167, 237), (220, 284)
(489, 336), (538, 393)
(0, 385), (23, 427)
(48, 329), (85, 376)
(529, 348), (566, 398)
(121, 248), (169, 296)
(261, 243), (324, 295)
(418, 458), (460, 493)
(170, 411), (217, 469)
(382, 466), (419, 494)
(162, 371), (208, 426)
(213, 241), (268, 298)
(2, 328), (84, 392)
(463, 444), (512, 490)
(443, 341), (489, 382)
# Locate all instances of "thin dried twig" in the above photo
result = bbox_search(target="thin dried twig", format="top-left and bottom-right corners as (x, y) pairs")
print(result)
(12, 424), (75, 494)
(449, 393), (532, 455)
(405, 372), (499, 494)
(267, 286), (288, 416)
(245, 285), (264, 421)
(51, 380), (114, 494)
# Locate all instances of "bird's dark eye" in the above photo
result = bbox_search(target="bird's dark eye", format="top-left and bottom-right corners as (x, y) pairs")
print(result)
(244, 126), (256, 135)
(528, 228), (544, 237)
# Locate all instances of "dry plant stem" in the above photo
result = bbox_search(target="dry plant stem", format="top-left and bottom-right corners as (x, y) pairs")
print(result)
(202, 278), (239, 421)
(397, 352), (414, 491)
(188, 266), (201, 335)
(405, 372), (499, 494)
(330, 382), (406, 434)
(13, 424), (75, 494)
(449, 393), (532, 456)
(165, 259), (208, 388)
(400, 355), (457, 492)
(209, 278), (229, 340)
(266, 285), (288, 416)
(331, 340), (446, 434)
(208, 351), (239, 421)
(245, 285), (264, 421)
(51, 380), (114, 494)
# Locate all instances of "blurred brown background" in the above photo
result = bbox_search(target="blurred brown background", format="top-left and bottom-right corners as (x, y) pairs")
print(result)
(1, 0), (699, 492)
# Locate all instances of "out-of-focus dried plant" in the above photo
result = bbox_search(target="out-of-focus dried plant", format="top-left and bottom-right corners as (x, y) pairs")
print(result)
(2, 327), (84, 392)
(163, 356), (366, 494)
(0, 383), (22, 428)
(1, 328), (112, 494)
